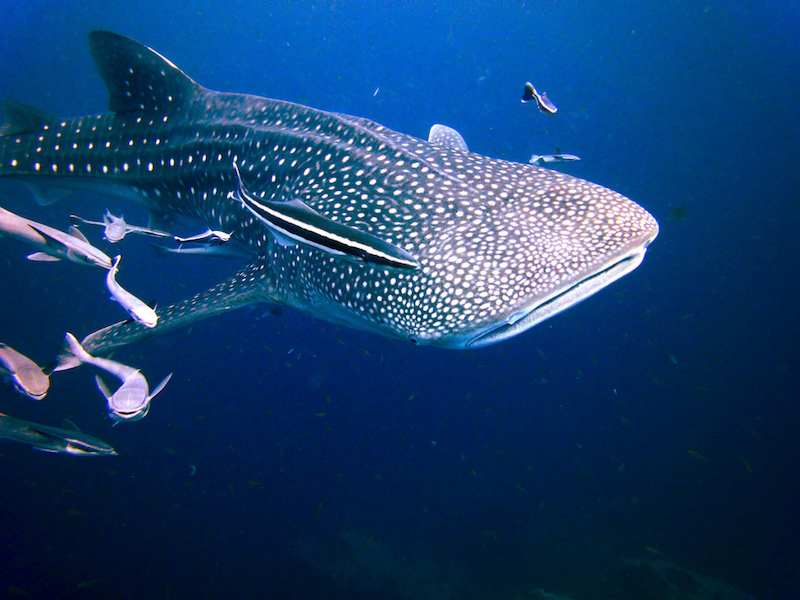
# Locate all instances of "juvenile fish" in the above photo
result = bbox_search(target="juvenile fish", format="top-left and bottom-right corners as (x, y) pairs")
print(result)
(0, 343), (49, 400)
(71, 211), (171, 242)
(522, 82), (558, 114)
(173, 229), (232, 244)
(65, 333), (171, 422)
(529, 153), (581, 165)
(0, 206), (112, 269)
(106, 255), (158, 328)
(0, 412), (116, 456)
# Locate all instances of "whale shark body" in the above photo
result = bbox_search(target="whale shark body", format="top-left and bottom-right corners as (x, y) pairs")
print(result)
(0, 31), (658, 353)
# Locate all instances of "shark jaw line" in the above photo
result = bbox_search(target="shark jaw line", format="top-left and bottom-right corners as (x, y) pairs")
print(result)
(465, 242), (654, 349)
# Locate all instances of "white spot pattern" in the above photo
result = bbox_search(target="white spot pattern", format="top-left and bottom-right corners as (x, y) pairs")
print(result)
(0, 33), (658, 348)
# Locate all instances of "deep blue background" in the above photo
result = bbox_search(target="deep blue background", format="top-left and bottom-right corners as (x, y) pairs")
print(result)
(0, 1), (798, 598)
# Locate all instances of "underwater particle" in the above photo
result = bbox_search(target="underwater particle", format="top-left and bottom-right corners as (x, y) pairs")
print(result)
(687, 450), (709, 462)
(669, 205), (687, 221)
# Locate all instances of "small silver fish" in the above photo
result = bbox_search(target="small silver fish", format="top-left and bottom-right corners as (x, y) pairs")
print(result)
(65, 333), (171, 422)
(0, 412), (117, 456)
(0, 343), (49, 400)
(173, 229), (232, 244)
(529, 153), (581, 165)
(522, 82), (558, 114)
(71, 211), (171, 242)
(106, 255), (158, 328)
(153, 243), (252, 260)
(0, 206), (112, 269)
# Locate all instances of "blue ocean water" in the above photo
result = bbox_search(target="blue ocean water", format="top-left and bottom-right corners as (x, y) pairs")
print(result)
(0, 1), (797, 599)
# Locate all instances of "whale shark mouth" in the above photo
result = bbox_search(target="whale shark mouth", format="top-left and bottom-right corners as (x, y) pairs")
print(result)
(465, 240), (655, 349)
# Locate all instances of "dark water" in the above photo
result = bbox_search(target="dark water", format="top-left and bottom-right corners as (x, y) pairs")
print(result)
(0, 1), (797, 599)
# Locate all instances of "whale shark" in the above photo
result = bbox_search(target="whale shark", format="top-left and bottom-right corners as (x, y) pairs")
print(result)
(0, 31), (658, 354)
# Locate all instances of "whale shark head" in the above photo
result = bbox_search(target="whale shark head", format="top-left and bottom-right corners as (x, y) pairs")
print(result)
(256, 128), (659, 348)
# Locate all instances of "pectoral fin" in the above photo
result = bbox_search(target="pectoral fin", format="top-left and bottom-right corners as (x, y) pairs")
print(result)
(27, 252), (62, 262)
(68, 226), (90, 243)
(149, 373), (173, 400)
(74, 257), (278, 357)
(94, 375), (113, 401)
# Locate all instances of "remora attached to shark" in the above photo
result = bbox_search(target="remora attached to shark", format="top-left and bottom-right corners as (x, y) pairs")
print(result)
(0, 31), (658, 353)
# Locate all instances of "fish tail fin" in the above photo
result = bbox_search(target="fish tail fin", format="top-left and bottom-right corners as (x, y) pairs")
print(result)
(63, 332), (93, 365)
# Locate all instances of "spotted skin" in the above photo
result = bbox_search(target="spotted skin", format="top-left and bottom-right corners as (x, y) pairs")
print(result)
(0, 31), (658, 351)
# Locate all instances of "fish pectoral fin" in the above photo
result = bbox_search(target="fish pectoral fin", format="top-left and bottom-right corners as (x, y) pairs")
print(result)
(271, 228), (300, 248)
(21, 181), (75, 206)
(0, 100), (58, 136)
(78, 257), (278, 356)
(26, 252), (62, 262)
(94, 375), (113, 400)
(275, 196), (321, 216)
(67, 225), (91, 243)
(27, 225), (67, 251)
(41, 360), (58, 377)
(149, 373), (173, 400)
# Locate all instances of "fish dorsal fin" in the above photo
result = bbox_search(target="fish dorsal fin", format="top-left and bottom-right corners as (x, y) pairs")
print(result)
(24, 181), (74, 206)
(60, 419), (82, 432)
(88, 30), (203, 114)
(0, 101), (58, 136)
(428, 124), (469, 152)
(67, 225), (90, 243)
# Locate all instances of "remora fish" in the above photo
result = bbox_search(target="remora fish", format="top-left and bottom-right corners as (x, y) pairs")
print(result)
(0, 412), (116, 456)
(105, 255), (158, 328)
(64, 333), (171, 422)
(232, 160), (421, 270)
(529, 153), (581, 165)
(521, 82), (558, 114)
(70, 211), (171, 242)
(0, 205), (112, 269)
(0, 31), (658, 353)
(173, 229), (232, 244)
(0, 342), (50, 400)
(151, 242), (253, 260)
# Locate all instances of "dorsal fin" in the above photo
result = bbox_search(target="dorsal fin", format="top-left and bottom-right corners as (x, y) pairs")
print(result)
(88, 30), (203, 113)
(60, 419), (82, 432)
(428, 124), (469, 152)
(0, 101), (57, 136)
(67, 225), (90, 243)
